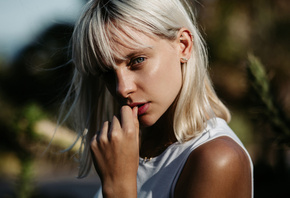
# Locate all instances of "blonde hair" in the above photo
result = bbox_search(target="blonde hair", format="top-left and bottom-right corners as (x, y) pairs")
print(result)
(61, 0), (231, 178)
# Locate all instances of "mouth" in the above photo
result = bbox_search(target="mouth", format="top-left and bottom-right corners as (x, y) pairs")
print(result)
(129, 102), (150, 115)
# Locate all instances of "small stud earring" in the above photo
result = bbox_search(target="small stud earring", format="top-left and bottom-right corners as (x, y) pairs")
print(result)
(181, 57), (188, 62)
(180, 34), (184, 40)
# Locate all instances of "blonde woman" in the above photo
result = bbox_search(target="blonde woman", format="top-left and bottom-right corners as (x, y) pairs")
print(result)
(61, 0), (253, 197)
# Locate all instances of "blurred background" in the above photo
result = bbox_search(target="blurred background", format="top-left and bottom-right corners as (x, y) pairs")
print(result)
(0, 0), (289, 197)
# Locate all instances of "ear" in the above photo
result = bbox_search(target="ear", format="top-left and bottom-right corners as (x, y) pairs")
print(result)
(177, 28), (193, 63)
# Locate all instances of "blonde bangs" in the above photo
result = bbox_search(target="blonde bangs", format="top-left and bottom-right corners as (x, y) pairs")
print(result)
(72, 1), (174, 77)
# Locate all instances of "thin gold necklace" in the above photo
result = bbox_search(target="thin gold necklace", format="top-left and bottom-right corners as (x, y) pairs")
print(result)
(143, 157), (153, 162)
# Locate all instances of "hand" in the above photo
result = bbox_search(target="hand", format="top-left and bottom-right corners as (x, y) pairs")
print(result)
(90, 105), (139, 198)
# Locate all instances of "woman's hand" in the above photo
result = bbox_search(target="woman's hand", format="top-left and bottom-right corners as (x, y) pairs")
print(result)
(90, 105), (139, 198)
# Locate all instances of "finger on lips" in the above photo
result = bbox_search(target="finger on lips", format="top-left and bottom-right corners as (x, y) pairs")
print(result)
(120, 105), (135, 133)
(93, 105), (139, 145)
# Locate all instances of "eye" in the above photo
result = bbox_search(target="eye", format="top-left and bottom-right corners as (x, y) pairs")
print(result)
(131, 57), (146, 66)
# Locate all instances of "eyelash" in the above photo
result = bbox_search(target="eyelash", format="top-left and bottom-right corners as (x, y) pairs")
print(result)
(98, 56), (146, 77)
(130, 57), (146, 67)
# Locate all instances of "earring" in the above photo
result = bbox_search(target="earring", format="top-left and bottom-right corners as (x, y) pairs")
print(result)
(180, 36), (184, 42)
(181, 57), (188, 62)
(180, 33), (194, 42)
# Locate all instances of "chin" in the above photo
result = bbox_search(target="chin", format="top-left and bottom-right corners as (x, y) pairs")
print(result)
(138, 115), (158, 128)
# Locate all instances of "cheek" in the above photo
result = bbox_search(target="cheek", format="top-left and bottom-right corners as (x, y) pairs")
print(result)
(160, 56), (182, 87)
(146, 57), (182, 96)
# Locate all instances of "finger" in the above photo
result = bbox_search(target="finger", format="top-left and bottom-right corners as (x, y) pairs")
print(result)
(90, 146), (98, 168)
(97, 121), (110, 145)
(89, 148), (103, 180)
(91, 130), (100, 145)
(120, 105), (135, 133)
(108, 115), (122, 140)
(132, 106), (140, 145)
(90, 129), (101, 149)
(132, 106), (139, 136)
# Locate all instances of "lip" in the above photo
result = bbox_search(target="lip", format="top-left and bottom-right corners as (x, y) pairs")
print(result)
(129, 102), (150, 115)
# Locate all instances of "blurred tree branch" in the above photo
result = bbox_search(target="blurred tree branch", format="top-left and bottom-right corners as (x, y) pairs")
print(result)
(247, 54), (290, 146)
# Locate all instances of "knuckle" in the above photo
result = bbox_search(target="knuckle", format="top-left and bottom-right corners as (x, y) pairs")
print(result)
(90, 136), (98, 152)
(126, 127), (135, 135)
(98, 135), (108, 144)
(112, 115), (118, 123)
(110, 130), (121, 141)
(121, 105), (131, 113)
(102, 121), (110, 130)
(90, 135), (97, 147)
(121, 105), (130, 111)
(111, 116), (121, 127)
(126, 128), (137, 139)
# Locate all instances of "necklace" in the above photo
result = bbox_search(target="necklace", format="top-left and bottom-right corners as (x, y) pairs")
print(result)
(143, 157), (153, 163)
(141, 141), (176, 163)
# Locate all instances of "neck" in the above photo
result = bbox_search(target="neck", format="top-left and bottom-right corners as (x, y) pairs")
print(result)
(139, 106), (177, 158)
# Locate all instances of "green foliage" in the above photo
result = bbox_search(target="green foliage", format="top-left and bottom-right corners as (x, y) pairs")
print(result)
(0, 102), (48, 198)
(247, 54), (290, 146)
(13, 104), (48, 198)
(13, 104), (47, 141)
(16, 158), (34, 198)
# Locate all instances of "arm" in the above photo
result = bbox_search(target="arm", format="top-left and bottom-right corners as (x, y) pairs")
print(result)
(90, 106), (139, 198)
(174, 136), (252, 198)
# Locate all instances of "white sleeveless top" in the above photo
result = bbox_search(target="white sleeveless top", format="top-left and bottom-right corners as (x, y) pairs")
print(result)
(94, 118), (254, 198)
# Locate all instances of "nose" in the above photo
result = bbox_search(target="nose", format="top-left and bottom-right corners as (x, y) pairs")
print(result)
(115, 68), (136, 99)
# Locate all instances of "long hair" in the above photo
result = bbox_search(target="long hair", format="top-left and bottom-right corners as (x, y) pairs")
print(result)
(61, 0), (231, 178)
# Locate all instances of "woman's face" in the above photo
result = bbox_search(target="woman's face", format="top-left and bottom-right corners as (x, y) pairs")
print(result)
(101, 31), (183, 127)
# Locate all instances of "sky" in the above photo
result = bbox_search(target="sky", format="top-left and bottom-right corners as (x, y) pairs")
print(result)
(0, 0), (85, 63)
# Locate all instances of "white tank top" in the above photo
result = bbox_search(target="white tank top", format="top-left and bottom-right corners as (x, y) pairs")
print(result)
(94, 118), (253, 198)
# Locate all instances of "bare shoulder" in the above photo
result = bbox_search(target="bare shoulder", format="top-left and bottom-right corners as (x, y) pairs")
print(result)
(192, 136), (250, 169)
(174, 136), (252, 198)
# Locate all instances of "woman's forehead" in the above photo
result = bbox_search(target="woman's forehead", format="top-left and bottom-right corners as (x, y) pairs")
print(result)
(107, 25), (156, 59)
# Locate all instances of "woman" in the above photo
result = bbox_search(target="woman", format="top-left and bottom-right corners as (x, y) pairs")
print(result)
(61, 0), (253, 197)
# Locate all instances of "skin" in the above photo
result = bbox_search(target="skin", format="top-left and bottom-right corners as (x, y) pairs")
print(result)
(90, 28), (251, 198)
(174, 136), (252, 198)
